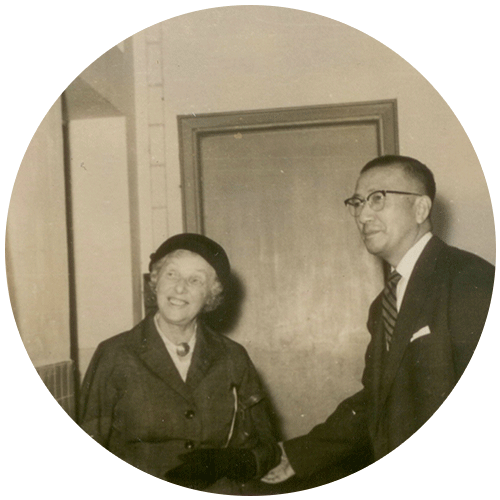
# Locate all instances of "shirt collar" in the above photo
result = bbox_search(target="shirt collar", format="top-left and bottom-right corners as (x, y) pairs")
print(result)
(394, 232), (433, 280)
(161, 329), (197, 352)
(154, 313), (198, 351)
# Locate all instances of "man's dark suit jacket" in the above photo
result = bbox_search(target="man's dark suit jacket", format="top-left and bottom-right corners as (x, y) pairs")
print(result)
(284, 236), (495, 480)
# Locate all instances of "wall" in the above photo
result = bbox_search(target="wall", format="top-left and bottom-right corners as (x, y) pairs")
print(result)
(6, 98), (76, 416)
(6, 98), (70, 368)
(62, 37), (150, 375)
(69, 117), (135, 375)
(7, 40), (142, 397)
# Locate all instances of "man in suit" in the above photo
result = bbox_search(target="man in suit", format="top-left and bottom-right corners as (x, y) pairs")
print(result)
(262, 155), (495, 486)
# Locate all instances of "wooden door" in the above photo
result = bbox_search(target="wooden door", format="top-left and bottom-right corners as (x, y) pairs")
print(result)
(179, 101), (398, 438)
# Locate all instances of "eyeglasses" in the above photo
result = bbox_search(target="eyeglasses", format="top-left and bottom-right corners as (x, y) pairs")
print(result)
(344, 190), (423, 217)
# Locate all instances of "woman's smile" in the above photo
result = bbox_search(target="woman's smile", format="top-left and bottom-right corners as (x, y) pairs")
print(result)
(168, 296), (189, 307)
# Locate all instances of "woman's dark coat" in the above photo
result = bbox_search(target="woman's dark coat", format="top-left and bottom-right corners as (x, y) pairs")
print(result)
(79, 314), (280, 491)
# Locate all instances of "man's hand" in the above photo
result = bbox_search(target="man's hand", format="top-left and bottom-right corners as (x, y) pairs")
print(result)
(261, 443), (296, 484)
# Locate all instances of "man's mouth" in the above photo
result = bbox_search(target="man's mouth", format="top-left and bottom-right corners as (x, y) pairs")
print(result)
(363, 229), (380, 238)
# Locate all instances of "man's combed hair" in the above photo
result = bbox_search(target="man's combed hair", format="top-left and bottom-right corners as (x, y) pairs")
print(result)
(361, 155), (436, 202)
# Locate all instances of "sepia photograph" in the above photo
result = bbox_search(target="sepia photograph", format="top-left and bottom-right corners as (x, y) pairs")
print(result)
(1, 2), (498, 499)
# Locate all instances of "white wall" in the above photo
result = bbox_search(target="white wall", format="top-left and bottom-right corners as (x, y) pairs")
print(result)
(6, 99), (70, 367)
(69, 117), (135, 375)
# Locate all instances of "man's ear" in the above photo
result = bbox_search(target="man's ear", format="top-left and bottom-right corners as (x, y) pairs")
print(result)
(415, 195), (432, 224)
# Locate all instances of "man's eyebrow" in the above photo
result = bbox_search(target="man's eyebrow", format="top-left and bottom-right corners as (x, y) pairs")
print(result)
(354, 188), (380, 197)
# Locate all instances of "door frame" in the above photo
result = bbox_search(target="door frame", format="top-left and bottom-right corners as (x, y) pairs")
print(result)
(178, 100), (399, 232)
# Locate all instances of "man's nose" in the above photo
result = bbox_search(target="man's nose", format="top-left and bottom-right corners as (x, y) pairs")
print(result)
(357, 201), (374, 223)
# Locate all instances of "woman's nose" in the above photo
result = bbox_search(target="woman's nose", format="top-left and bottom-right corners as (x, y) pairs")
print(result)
(174, 278), (188, 293)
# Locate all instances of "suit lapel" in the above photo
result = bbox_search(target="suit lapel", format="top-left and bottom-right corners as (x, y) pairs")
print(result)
(377, 236), (445, 411)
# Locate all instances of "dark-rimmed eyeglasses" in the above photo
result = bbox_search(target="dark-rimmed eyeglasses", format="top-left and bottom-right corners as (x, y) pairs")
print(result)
(344, 190), (423, 217)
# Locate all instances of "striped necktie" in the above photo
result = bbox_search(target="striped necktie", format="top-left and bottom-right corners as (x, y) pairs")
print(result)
(382, 270), (402, 350)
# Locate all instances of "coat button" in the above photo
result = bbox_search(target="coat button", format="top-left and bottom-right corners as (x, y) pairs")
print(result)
(185, 440), (195, 450)
(184, 410), (195, 419)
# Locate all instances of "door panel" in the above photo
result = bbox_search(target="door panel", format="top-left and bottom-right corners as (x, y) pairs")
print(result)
(179, 102), (397, 438)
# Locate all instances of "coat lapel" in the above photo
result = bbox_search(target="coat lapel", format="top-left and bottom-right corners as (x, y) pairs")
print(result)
(377, 236), (445, 411)
(136, 317), (226, 398)
(136, 314), (193, 402)
(186, 323), (225, 390)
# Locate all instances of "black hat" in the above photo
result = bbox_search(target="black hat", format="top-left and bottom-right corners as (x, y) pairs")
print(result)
(149, 233), (231, 286)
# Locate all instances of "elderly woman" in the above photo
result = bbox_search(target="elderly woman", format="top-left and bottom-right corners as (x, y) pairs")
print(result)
(78, 233), (281, 493)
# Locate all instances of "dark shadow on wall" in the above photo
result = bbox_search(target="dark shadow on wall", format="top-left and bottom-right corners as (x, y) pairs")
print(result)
(431, 195), (451, 242)
(201, 271), (246, 334)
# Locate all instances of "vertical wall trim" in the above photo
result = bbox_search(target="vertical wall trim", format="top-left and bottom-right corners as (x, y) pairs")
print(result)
(60, 92), (80, 415)
(124, 37), (144, 325)
(146, 28), (169, 250)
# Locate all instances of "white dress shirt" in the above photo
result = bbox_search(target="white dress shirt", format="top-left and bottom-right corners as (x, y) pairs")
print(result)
(393, 232), (433, 311)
